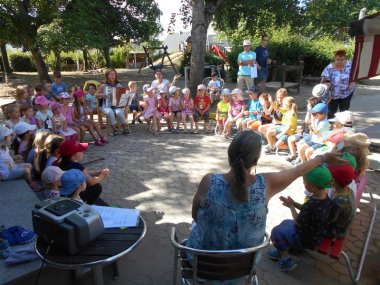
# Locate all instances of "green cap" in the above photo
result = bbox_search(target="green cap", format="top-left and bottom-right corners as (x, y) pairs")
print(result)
(342, 152), (357, 171)
(303, 166), (332, 189)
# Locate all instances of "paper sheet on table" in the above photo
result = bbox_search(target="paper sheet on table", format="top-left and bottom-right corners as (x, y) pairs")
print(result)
(250, 64), (258, 78)
(92, 206), (140, 228)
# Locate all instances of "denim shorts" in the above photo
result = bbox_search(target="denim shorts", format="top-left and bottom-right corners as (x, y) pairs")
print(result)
(271, 219), (304, 252)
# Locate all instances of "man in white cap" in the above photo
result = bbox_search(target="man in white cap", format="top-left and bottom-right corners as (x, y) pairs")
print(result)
(237, 39), (256, 91)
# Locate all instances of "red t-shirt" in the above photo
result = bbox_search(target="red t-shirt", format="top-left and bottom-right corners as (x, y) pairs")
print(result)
(194, 95), (211, 110)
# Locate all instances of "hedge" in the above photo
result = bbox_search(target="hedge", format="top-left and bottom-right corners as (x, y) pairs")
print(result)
(8, 52), (37, 72)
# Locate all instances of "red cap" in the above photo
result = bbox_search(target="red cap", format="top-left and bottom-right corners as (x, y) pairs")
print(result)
(59, 140), (88, 157)
(73, 90), (86, 98)
(328, 164), (355, 187)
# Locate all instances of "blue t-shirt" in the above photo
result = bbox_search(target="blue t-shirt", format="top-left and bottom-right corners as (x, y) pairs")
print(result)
(254, 45), (269, 70)
(247, 99), (261, 120)
(51, 82), (68, 96)
(237, 51), (256, 76)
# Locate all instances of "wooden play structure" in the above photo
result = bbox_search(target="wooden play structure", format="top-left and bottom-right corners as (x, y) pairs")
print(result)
(138, 45), (177, 74)
(265, 60), (304, 93)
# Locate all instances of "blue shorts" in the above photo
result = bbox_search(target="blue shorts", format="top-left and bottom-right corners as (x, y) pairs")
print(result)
(257, 68), (268, 81)
(129, 104), (141, 112)
(306, 141), (324, 149)
(271, 219), (303, 252)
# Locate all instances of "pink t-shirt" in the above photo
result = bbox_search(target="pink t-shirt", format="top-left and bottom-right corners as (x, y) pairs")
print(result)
(61, 106), (75, 124)
(230, 101), (245, 117)
(169, 97), (181, 112)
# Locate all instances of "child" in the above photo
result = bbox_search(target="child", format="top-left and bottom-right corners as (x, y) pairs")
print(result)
(32, 130), (52, 180)
(73, 90), (107, 146)
(60, 92), (82, 141)
(31, 83), (46, 111)
(297, 103), (330, 162)
(181, 88), (195, 133)
(60, 169), (87, 202)
(215, 88), (230, 135)
(0, 125), (41, 191)
(243, 86), (261, 129)
(287, 97), (321, 163)
(267, 166), (333, 271)
(258, 93), (273, 126)
(224, 88), (246, 138)
(326, 164), (356, 238)
(157, 88), (172, 131)
(312, 83), (331, 104)
(128, 81), (143, 124)
(142, 86), (160, 136)
(51, 70), (68, 98)
(15, 85), (32, 106)
(27, 130), (50, 164)
(20, 105), (36, 126)
(265, 96), (298, 154)
(13, 122), (36, 161)
(85, 83), (98, 115)
(41, 166), (64, 199)
(43, 81), (55, 101)
(5, 104), (21, 131)
(193, 84), (212, 134)
(44, 134), (64, 167)
(50, 102), (77, 141)
(59, 140), (109, 204)
(168, 86), (182, 133)
(35, 96), (53, 131)
(207, 72), (221, 103)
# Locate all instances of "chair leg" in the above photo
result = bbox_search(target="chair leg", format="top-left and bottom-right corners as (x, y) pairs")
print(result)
(113, 261), (119, 280)
(173, 248), (178, 285)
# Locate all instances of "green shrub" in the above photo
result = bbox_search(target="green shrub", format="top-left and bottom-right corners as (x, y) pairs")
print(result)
(110, 46), (129, 68)
(179, 51), (224, 77)
(8, 52), (36, 72)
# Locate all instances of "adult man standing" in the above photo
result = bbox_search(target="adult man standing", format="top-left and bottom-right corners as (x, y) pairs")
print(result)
(237, 40), (256, 91)
(255, 35), (271, 92)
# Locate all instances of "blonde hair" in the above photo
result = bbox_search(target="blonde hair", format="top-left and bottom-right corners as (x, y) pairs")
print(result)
(16, 85), (28, 100)
(128, 81), (137, 88)
(32, 130), (52, 178)
(276, 88), (288, 98)
(283, 96), (298, 114)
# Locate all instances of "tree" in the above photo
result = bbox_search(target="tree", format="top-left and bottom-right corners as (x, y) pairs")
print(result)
(0, 1), (62, 81)
(0, 42), (12, 74)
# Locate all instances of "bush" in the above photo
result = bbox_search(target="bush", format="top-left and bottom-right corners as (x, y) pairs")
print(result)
(110, 46), (129, 68)
(179, 51), (225, 77)
(8, 52), (36, 72)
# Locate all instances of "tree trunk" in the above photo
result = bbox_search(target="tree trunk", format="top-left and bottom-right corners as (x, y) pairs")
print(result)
(0, 43), (12, 74)
(30, 46), (51, 82)
(53, 50), (61, 71)
(189, 0), (223, 96)
(83, 49), (89, 71)
(103, 47), (111, 67)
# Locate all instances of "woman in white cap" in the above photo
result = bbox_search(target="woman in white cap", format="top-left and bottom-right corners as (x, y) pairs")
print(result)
(237, 39), (256, 91)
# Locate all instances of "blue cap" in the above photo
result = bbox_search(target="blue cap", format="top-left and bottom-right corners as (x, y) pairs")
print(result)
(309, 102), (328, 114)
(248, 86), (259, 93)
(60, 169), (87, 197)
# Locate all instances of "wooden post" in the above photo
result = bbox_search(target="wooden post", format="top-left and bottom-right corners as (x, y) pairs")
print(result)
(270, 60), (277, 82)
(281, 63), (287, 88)
(297, 61), (304, 93)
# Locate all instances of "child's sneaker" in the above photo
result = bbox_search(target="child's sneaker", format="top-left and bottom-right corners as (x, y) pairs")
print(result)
(264, 145), (275, 154)
(278, 257), (297, 271)
(95, 140), (105, 146)
(266, 248), (281, 261)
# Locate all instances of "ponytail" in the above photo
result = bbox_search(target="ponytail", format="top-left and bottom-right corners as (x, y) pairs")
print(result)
(230, 156), (248, 202)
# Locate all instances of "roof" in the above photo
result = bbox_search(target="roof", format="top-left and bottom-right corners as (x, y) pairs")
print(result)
(163, 32), (191, 52)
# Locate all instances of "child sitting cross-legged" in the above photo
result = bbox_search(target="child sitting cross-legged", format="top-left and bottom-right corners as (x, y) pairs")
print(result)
(41, 166), (64, 199)
(59, 169), (87, 203)
(267, 166), (333, 271)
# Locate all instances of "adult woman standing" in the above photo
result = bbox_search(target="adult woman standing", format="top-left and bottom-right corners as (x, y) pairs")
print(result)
(97, 68), (130, 136)
(321, 49), (356, 118)
(187, 131), (343, 284)
(151, 69), (181, 96)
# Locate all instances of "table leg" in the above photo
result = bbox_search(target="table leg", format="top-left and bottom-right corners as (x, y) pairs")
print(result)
(92, 264), (104, 285)
(113, 261), (119, 280)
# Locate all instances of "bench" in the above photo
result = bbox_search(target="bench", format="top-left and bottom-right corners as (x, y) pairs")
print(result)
(316, 177), (376, 284)
(0, 179), (42, 284)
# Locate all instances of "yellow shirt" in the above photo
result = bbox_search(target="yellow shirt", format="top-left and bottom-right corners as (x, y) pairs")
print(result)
(217, 101), (230, 119)
(281, 111), (298, 135)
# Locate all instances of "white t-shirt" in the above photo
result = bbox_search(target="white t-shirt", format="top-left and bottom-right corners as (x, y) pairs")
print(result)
(0, 147), (15, 179)
(311, 118), (330, 144)
(208, 79), (221, 90)
(36, 110), (53, 130)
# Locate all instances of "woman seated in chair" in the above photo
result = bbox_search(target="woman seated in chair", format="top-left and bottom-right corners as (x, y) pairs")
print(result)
(187, 131), (344, 284)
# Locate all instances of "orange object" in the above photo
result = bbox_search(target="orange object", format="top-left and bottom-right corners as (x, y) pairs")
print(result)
(249, 120), (261, 130)
(211, 46), (228, 63)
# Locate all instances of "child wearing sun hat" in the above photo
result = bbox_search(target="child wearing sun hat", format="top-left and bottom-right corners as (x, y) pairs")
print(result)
(60, 169), (87, 202)
(267, 166), (333, 271)
(41, 166), (64, 199)
(35, 96), (53, 131)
